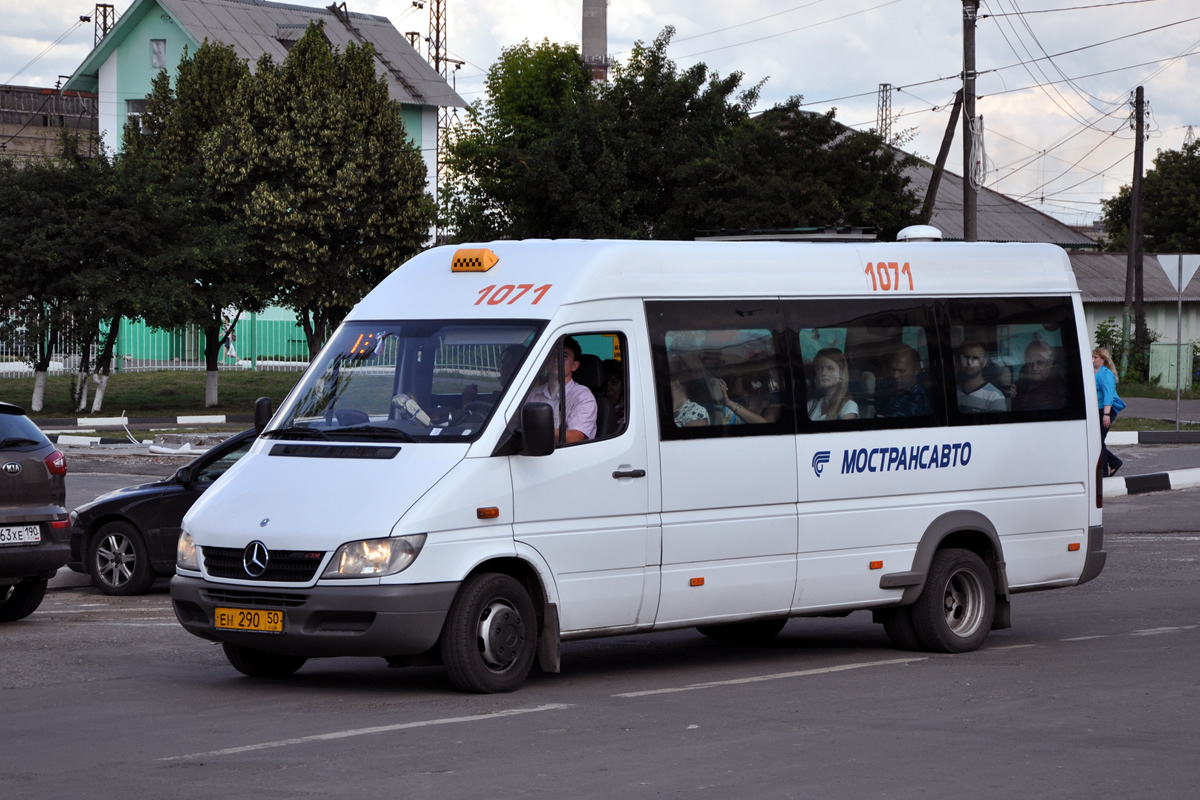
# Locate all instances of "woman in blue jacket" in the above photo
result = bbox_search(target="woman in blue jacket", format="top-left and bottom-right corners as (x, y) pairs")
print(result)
(1093, 347), (1125, 476)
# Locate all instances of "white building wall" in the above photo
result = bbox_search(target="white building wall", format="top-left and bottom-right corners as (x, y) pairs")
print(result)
(1084, 302), (1200, 348)
(99, 53), (118, 157)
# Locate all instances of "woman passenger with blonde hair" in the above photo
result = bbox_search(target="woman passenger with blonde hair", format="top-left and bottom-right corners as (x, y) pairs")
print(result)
(1093, 346), (1125, 476)
(807, 348), (859, 420)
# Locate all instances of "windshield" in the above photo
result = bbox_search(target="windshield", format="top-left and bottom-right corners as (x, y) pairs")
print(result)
(268, 320), (541, 442)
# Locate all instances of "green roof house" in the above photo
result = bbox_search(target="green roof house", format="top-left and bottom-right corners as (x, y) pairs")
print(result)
(64, 0), (464, 195)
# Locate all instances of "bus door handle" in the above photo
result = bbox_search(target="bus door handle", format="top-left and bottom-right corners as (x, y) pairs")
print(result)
(612, 469), (646, 480)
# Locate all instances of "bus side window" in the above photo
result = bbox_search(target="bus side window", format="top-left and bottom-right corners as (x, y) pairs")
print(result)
(943, 297), (1084, 425)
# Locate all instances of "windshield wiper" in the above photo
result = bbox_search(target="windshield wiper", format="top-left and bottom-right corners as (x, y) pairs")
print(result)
(328, 425), (416, 443)
(261, 425), (331, 441)
(0, 437), (43, 447)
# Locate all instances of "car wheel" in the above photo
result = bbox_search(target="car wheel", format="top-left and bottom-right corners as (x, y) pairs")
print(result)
(696, 618), (788, 641)
(222, 643), (308, 678)
(440, 573), (537, 693)
(0, 577), (49, 622)
(89, 521), (156, 596)
(912, 548), (995, 653)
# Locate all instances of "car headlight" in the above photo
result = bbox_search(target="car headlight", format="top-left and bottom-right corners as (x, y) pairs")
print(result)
(177, 531), (199, 571)
(322, 534), (426, 579)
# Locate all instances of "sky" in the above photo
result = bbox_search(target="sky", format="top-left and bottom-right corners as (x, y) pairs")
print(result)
(2, 0), (1198, 227)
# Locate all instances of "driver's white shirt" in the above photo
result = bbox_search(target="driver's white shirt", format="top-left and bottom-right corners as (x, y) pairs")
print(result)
(526, 379), (597, 440)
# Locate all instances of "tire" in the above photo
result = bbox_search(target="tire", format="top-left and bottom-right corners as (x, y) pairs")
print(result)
(89, 521), (157, 596)
(0, 577), (49, 622)
(696, 618), (787, 642)
(912, 548), (995, 653)
(222, 643), (308, 678)
(879, 606), (924, 651)
(440, 573), (537, 693)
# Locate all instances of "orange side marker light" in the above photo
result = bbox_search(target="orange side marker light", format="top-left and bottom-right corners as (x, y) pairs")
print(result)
(869, 560), (883, 570)
(477, 507), (500, 520)
(690, 577), (705, 587)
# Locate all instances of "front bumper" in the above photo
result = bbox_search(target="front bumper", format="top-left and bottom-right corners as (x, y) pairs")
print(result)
(170, 576), (460, 658)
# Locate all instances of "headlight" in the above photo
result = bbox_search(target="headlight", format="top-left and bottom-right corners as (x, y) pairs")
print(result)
(177, 531), (199, 571)
(322, 534), (426, 579)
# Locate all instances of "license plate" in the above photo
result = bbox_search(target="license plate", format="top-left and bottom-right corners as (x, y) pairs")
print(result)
(214, 607), (284, 633)
(0, 524), (41, 546)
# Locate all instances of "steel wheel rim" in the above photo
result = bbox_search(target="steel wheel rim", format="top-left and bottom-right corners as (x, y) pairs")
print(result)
(476, 600), (525, 671)
(96, 534), (135, 587)
(942, 567), (986, 638)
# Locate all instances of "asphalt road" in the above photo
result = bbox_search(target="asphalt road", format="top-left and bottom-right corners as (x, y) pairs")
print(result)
(4, 454), (1198, 798)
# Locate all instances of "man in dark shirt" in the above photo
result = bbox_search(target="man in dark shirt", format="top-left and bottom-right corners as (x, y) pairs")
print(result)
(875, 344), (930, 417)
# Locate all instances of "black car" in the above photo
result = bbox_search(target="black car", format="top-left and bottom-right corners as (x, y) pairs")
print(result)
(0, 401), (68, 621)
(68, 429), (256, 595)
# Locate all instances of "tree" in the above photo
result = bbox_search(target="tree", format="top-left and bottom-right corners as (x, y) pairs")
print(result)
(125, 41), (262, 407)
(0, 140), (97, 411)
(441, 29), (919, 242)
(1101, 141), (1200, 253)
(207, 23), (434, 358)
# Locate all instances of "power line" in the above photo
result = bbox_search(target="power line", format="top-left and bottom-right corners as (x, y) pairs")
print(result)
(4, 17), (88, 85)
(982, 0), (1169, 17)
(672, 1), (835, 44)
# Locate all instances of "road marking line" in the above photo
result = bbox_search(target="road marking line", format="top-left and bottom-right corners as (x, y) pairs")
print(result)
(985, 644), (1038, 651)
(613, 657), (925, 698)
(1061, 635), (1109, 641)
(1130, 625), (1197, 636)
(159, 703), (574, 761)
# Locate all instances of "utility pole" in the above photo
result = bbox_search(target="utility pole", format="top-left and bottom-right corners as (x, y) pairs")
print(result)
(94, 4), (116, 46)
(876, 83), (892, 143)
(961, 0), (979, 242)
(922, 89), (964, 225)
(1122, 86), (1145, 376)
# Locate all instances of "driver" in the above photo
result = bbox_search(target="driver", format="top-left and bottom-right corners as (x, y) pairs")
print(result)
(525, 336), (596, 443)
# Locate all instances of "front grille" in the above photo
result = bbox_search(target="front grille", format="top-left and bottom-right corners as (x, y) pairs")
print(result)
(202, 546), (325, 582)
(201, 587), (310, 608)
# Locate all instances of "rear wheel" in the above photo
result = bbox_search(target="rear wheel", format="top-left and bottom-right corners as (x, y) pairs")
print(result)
(0, 577), (49, 622)
(879, 606), (924, 651)
(696, 618), (787, 642)
(440, 573), (537, 693)
(222, 643), (308, 678)
(912, 548), (994, 653)
(90, 521), (157, 596)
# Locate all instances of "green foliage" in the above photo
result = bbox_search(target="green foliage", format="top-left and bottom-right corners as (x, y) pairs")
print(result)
(207, 23), (434, 356)
(1094, 315), (1160, 381)
(1101, 141), (1200, 253)
(441, 29), (920, 241)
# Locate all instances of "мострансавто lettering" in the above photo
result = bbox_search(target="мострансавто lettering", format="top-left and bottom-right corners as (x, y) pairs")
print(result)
(841, 442), (972, 474)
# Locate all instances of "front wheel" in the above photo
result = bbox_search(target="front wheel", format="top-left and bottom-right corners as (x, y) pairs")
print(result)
(90, 521), (157, 596)
(222, 643), (308, 678)
(0, 577), (48, 622)
(912, 548), (995, 653)
(440, 573), (537, 693)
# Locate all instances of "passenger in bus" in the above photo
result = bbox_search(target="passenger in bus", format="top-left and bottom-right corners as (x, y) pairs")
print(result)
(669, 355), (710, 427)
(874, 344), (930, 417)
(807, 348), (859, 420)
(1010, 341), (1066, 411)
(956, 341), (1007, 413)
(525, 337), (597, 442)
(716, 370), (782, 424)
(602, 359), (627, 426)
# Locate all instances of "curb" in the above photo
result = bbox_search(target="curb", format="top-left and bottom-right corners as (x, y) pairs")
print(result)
(36, 413), (254, 429)
(1108, 430), (1200, 445)
(1103, 466), (1200, 498)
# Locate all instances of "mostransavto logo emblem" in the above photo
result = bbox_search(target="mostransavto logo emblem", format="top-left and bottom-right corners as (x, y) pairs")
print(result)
(243, 540), (269, 578)
(812, 451), (831, 477)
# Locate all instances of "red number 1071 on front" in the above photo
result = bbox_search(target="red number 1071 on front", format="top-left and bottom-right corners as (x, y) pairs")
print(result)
(475, 284), (553, 306)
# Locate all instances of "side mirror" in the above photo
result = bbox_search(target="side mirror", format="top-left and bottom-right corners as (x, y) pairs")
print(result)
(254, 396), (272, 433)
(174, 465), (193, 487)
(521, 403), (556, 457)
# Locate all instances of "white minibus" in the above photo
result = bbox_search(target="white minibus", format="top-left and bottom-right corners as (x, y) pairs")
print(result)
(171, 232), (1106, 692)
